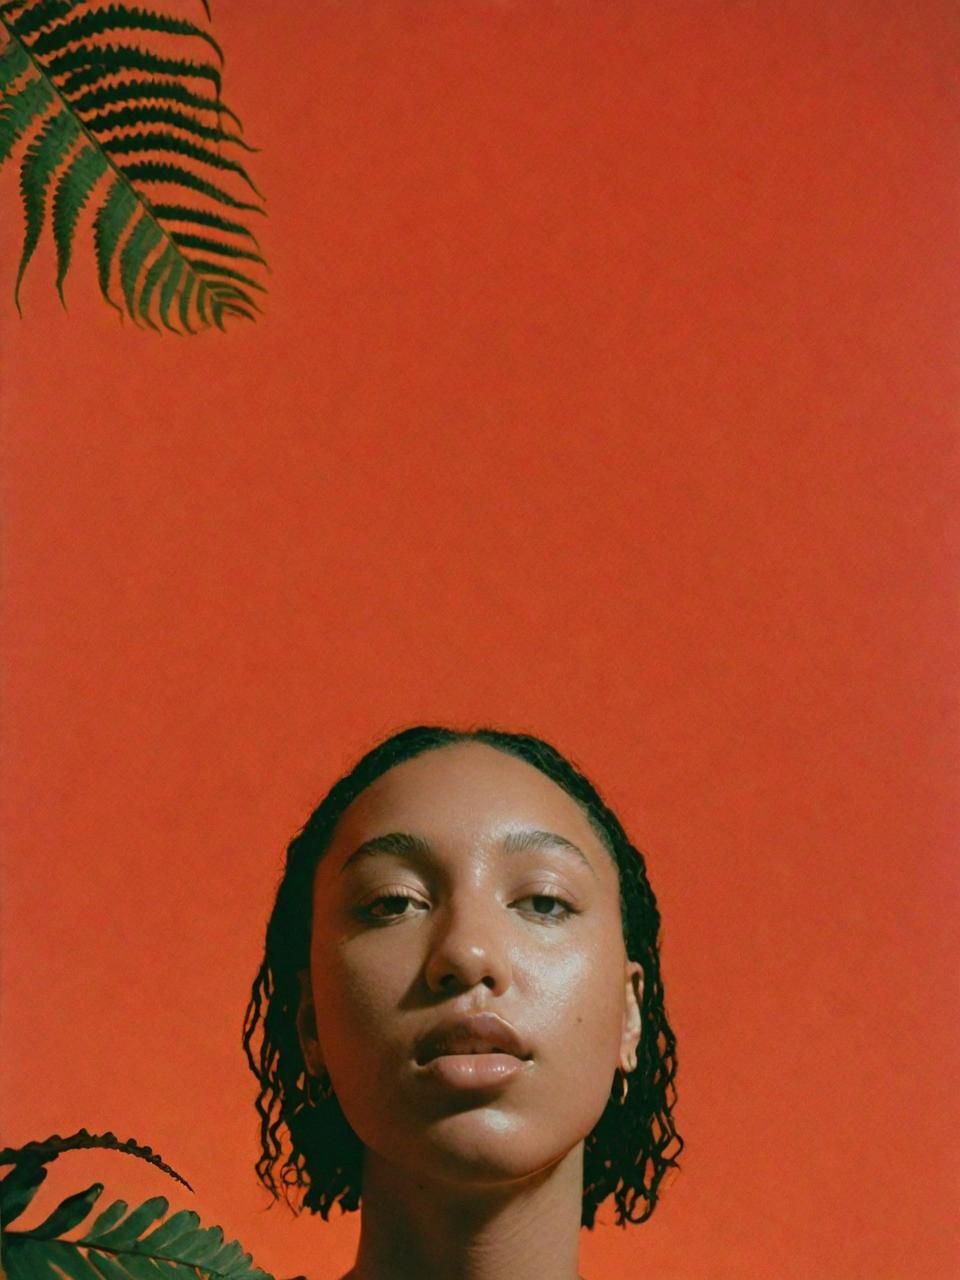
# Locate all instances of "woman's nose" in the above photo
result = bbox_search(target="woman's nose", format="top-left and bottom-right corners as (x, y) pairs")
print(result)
(423, 897), (512, 996)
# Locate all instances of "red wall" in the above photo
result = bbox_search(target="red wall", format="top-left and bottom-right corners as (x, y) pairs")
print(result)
(2, 3), (958, 1277)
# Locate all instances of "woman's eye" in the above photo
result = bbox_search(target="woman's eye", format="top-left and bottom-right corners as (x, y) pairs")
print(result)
(358, 891), (576, 923)
(360, 892), (426, 921)
(514, 893), (575, 920)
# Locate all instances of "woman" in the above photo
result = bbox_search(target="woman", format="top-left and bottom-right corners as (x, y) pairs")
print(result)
(243, 726), (682, 1280)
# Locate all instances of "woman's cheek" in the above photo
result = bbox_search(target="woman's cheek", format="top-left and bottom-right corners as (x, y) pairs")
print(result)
(331, 941), (413, 1047)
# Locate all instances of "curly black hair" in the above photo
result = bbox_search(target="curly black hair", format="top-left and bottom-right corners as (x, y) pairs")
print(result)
(242, 725), (683, 1229)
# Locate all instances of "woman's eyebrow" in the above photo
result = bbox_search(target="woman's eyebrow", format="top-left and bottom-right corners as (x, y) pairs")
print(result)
(339, 828), (595, 876)
(499, 828), (596, 876)
(339, 831), (432, 874)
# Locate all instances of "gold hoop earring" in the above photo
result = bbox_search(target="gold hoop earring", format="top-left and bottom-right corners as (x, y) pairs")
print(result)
(618, 1067), (630, 1106)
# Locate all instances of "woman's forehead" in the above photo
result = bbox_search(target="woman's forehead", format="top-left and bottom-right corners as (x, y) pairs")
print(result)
(329, 741), (604, 860)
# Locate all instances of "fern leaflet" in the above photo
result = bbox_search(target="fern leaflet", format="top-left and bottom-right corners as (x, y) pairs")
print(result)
(0, 0), (267, 332)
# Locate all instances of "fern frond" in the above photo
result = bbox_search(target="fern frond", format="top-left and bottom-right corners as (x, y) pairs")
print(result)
(0, 34), (30, 89)
(0, 1130), (192, 1192)
(1, 1179), (274, 1280)
(0, 0), (268, 332)
(30, 1182), (104, 1238)
(105, 126), (262, 195)
(0, 1132), (276, 1277)
(157, 249), (183, 330)
(28, 4), (224, 64)
(183, 256), (265, 295)
(15, 105), (80, 309)
(168, 230), (264, 265)
(219, 302), (256, 323)
(119, 159), (262, 211)
(92, 175), (135, 311)
(119, 210), (162, 324)
(195, 275), (208, 324)
(0, 1157), (48, 1226)
(224, 311), (257, 327)
(152, 202), (260, 245)
(3, 0), (88, 40)
(205, 283), (262, 315)
(178, 267), (195, 331)
(70, 77), (243, 129)
(1, 0), (267, 332)
(51, 44), (222, 99)
(137, 237), (174, 326)
(86, 1193), (169, 1246)
(86, 1197), (128, 1235)
(212, 295), (259, 328)
(0, 73), (53, 164)
(52, 141), (108, 297)
(82, 102), (256, 151)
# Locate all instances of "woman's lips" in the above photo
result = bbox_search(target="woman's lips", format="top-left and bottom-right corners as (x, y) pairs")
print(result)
(418, 1051), (532, 1089)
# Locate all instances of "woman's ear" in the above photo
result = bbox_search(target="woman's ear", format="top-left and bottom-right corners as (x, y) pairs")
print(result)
(618, 960), (644, 1073)
(295, 968), (324, 1075)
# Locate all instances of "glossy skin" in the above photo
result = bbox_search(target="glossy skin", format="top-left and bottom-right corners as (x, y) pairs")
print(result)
(296, 742), (643, 1280)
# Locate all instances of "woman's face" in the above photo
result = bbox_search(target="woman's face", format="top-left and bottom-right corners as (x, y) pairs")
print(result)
(297, 742), (643, 1189)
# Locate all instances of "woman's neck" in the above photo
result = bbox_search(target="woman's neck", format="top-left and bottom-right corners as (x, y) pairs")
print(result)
(340, 1145), (587, 1280)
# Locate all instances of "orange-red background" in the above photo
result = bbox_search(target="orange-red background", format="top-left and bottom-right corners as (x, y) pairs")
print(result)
(2, 2), (958, 1277)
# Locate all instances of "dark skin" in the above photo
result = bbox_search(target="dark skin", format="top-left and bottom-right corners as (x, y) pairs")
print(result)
(296, 743), (643, 1280)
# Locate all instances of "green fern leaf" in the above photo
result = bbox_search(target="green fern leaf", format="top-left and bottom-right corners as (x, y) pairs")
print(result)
(135, 1206), (199, 1252)
(15, 106), (80, 309)
(119, 212), (162, 324)
(92, 177), (137, 311)
(218, 303), (256, 325)
(82, 102), (256, 152)
(36, 1240), (106, 1279)
(0, 34), (30, 90)
(195, 277), (209, 325)
(183, 257), (265, 292)
(0, 1132), (275, 1278)
(137, 239), (174, 327)
(87, 1198), (129, 1237)
(167, 231), (263, 265)
(51, 45), (222, 99)
(86, 1195), (168, 1247)
(0, 73), (54, 165)
(70, 78), (244, 130)
(116, 1257), (169, 1280)
(1, 0), (267, 331)
(0, 1132), (191, 1192)
(52, 142), (109, 298)
(207, 1239), (246, 1273)
(152, 203), (261, 245)
(0, 1238), (50, 1280)
(28, 5), (224, 64)
(0, 1157), (47, 1226)
(30, 1183), (105, 1239)
(179, 1221), (226, 1265)
(213, 282), (262, 306)
(119, 160), (262, 212)
(105, 127), (262, 196)
(177, 268), (195, 332)
(4, 0), (83, 41)
(158, 250), (184, 331)
(205, 282), (261, 313)
(81, 1252), (130, 1279)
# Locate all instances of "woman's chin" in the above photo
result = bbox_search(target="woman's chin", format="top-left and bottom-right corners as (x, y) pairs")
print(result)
(404, 1110), (577, 1186)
